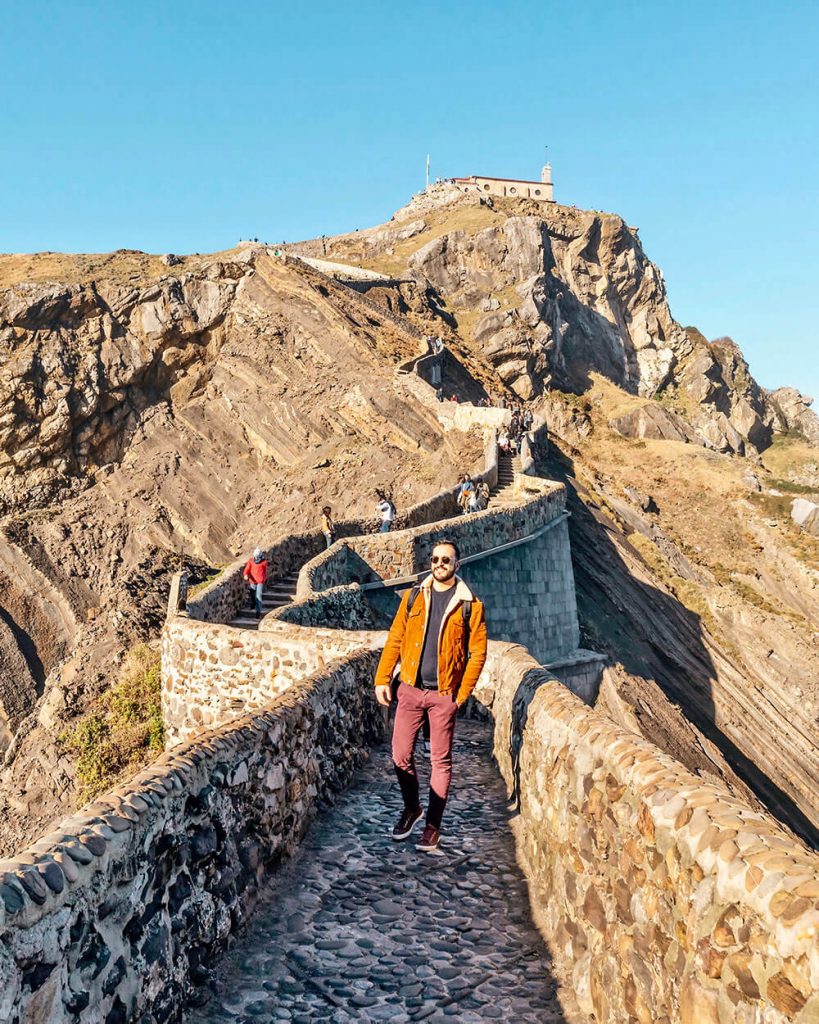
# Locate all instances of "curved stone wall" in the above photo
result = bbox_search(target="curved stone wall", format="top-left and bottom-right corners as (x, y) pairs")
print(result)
(475, 643), (819, 1024)
(186, 429), (496, 625)
(6, 636), (817, 1024)
(298, 475), (562, 596)
(0, 652), (383, 1024)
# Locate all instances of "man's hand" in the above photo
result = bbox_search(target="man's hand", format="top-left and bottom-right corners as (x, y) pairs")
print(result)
(374, 685), (392, 707)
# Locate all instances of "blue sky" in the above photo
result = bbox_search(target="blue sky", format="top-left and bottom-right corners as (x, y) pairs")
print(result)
(2, 0), (817, 398)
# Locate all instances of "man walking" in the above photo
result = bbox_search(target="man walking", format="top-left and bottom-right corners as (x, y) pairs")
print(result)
(374, 540), (487, 852)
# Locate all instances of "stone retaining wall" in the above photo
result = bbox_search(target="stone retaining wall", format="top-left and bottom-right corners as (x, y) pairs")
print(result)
(161, 617), (383, 746)
(291, 473), (577, 662)
(300, 475), (563, 595)
(474, 643), (819, 1024)
(270, 583), (376, 630)
(0, 652), (384, 1024)
(398, 372), (510, 433)
(519, 420), (549, 475)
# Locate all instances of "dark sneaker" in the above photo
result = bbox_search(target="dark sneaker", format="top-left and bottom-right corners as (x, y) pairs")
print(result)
(416, 824), (441, 852)
(392, 806), (423, 841)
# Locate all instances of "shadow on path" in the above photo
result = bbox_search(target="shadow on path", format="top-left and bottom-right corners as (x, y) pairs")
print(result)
(190, 721), (571, 1024)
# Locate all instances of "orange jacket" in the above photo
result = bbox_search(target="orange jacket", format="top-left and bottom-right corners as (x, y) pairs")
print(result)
(374, 576), (487, 704)
(243, 558), (268, 585)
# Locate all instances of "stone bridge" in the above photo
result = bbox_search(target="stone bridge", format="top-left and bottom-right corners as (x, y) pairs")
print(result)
(0, 430), (817, 1023)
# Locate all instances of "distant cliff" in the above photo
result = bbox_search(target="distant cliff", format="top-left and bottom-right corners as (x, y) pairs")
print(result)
(311, 184), (819, 458)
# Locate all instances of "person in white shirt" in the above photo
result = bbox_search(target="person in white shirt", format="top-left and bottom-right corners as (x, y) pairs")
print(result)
(375, 490), (395, 533)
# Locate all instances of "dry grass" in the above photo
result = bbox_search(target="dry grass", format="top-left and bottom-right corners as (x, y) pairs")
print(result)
(552, 379), (819, 641)
(58, 644), (163, 805)
(760, 435), (818, 481)
(325, 202), (505, 279)
(0, 244), (251, 288)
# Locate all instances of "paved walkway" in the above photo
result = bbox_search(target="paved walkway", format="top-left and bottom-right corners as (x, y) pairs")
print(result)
(191, 720), (574, 1023)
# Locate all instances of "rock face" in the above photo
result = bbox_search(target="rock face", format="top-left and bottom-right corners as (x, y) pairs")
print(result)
(310, 189), (817, 458)
(407, 207), (688, 401)
(672, 333), (774, 455)
(609, 404), (703, 445)
(770, 386), (819, 445)
(791, 497), (819, 536)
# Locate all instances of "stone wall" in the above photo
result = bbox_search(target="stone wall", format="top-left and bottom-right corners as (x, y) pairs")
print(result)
(292, 473), (578, 664)
(188, 431), (496, 624)
(270, 583), (376, 630)
(398, 372), (510, 434)
(519, 420), (549, 475)
(0, 652), (384, 1024)
(161, 617), (383, 746)
(185, 532), (326, 624)
(474, 643), (819, 1024)
(459, 512), (579, 663)
(301, 475), (563, 593)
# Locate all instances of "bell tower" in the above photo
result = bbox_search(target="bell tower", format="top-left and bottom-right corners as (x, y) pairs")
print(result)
(540, 148), (554, 200)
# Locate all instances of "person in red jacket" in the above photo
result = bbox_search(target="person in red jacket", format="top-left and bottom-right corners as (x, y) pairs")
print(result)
(243, 547), (268, 620)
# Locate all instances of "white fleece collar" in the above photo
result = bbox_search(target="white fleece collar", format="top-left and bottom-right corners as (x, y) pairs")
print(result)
(420, 573), (474, 603)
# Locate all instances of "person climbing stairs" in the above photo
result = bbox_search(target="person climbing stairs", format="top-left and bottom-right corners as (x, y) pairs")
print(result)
(230, 570), (300, 630)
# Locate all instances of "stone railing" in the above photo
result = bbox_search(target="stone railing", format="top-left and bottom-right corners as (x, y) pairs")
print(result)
(184, 532), (326, 624)
(16, 634), (815, 1024)
(474, 643), (819, 1024)
(519, 418), (549, 475)
(297, 474), (563, 600)
(0, 651), (384, 1024)
(162, 617), (383, 746)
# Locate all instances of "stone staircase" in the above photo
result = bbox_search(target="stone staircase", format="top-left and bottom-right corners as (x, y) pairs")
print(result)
(229, 570), (300, 630)
(492, 450), (520, 501)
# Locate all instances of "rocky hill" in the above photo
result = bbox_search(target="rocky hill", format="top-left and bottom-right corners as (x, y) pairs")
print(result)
(0, 185), (817, 852)
(0, 246), (482, 853)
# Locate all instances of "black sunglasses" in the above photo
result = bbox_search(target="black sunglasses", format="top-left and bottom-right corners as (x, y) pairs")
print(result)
(431, 555), (454, 565)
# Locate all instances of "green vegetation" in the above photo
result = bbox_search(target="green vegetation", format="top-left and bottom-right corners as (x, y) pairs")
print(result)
(187, 566), (226, 598)
(765, 477), (816, 496)
(59, 644), (164, 805)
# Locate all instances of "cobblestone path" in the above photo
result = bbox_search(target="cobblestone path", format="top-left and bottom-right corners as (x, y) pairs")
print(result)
(192, 721), (574, 1023)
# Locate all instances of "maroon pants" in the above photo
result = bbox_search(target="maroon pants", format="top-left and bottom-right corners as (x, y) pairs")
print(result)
(392, 682), (458, 829)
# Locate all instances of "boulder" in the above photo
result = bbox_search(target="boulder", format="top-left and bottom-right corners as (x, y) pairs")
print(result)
(791, 498), (819, 536)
